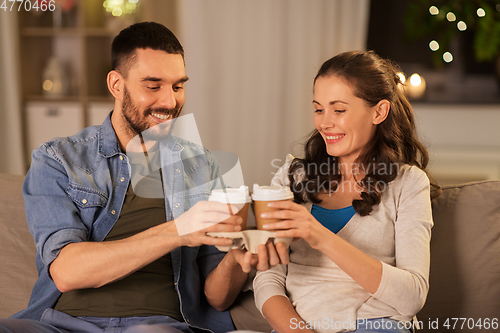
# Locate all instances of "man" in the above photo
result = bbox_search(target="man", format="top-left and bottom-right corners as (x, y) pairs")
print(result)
(0, 22), (287, 333)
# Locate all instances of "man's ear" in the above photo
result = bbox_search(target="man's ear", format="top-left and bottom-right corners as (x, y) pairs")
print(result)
(373, 99), (390, 125)
(107, 70), (124, 100)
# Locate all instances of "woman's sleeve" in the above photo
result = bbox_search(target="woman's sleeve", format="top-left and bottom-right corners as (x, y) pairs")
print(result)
(372, 166), (433, 317)
(253, 263), (288, 314)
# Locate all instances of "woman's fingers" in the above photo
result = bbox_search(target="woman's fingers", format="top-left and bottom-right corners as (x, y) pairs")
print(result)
(262, 220), (294, 230)
(273, 228), (300, 238)
(267, 201), (302, 210)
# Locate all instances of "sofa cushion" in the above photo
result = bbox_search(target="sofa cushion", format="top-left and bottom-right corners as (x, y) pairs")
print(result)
(417, 180), (500, 331)
(0, 174), (37, 318)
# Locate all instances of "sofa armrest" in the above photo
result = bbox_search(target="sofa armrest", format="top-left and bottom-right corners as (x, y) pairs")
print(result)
(0, 174), (37, 318)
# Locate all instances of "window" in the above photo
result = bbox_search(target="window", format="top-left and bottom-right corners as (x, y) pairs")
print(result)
(366, 0), (500, 103)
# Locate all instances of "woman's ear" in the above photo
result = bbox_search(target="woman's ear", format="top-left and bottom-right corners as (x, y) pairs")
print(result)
(373, 99), (390, 125)
(107, 70), (124, 100)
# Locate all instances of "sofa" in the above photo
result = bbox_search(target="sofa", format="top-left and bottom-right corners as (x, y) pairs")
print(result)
(1, 173), (499, 332)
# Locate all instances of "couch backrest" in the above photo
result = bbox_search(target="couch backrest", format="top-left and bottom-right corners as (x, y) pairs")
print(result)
(0, 174), (37, 318)
(417, 180), (500, 332)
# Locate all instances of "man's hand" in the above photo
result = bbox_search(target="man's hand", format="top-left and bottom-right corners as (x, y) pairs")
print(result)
(230, 240), (290, 273)
(175, 201), (243, 247)
(204, 241), (290, 311)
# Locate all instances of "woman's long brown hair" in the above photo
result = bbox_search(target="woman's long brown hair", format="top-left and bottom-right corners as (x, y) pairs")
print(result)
(289, 51), (441, 216)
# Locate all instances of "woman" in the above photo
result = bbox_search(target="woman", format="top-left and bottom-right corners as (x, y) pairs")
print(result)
(253, 51), (441, 333)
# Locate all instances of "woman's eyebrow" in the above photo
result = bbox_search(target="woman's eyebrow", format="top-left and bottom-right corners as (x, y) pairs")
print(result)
(313, 100), (348, 105)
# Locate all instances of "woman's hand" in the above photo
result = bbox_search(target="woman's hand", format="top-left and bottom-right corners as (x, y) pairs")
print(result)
(262, 201), (383, 294)
(260, 201), (330, 250)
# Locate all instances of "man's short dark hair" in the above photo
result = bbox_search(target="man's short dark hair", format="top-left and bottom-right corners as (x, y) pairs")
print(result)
(111, 22), (184, 77)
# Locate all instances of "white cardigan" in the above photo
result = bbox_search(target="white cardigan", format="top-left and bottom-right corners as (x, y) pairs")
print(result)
(253, 161), (433, 332)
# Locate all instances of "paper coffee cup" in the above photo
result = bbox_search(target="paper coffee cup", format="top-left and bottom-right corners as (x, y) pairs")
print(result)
(208, 185), (251, 230)
(252, 184), (294, 230)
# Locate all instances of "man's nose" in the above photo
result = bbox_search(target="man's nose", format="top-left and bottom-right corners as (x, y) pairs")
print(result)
(157, 88), (177, 109)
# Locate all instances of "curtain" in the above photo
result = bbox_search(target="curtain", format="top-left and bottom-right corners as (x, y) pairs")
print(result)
(0, 11), (25, 174)
(177, 0), (370, 186)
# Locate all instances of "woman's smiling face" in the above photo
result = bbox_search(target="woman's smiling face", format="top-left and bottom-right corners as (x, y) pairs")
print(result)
(313, 75), (383, 166)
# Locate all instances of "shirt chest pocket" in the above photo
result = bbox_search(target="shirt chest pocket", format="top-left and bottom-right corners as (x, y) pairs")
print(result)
(67, 184), (108, 224)
(183, 164), (213, 207)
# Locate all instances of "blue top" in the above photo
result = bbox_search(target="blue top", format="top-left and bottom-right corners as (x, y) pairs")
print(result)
(15, 112), (234, 333)
(311, 204), (356, 233)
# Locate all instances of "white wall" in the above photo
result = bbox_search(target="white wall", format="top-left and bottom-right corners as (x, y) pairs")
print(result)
(413, 103), (500, 184)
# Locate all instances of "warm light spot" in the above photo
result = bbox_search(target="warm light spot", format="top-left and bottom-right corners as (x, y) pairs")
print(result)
(443, 52), (453, 63)
(112, 7), (122, 16)
(397, 72), (406, 84)
(457, 21), (467, 31)
(477, 8), (486, 17)
(410, 74), (422, 87)
(406, 74), (427, 99)
(43, 80), (53, 91)
(124, 3), (136, 13)
(446, 12), (456, 21)
(104, 0), (139, 16)
(429, 40), (440, 51)
(429, 6), (439, 15)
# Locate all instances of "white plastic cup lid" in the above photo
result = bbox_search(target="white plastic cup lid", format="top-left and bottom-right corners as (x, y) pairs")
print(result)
(251, 184), (294, 201)
(208, 185), (251, 204)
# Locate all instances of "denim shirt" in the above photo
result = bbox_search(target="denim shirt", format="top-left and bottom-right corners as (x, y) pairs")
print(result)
(13, 113), (235, 333)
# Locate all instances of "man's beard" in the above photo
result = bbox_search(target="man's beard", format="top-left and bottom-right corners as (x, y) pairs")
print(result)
(121, 86), (182, 139)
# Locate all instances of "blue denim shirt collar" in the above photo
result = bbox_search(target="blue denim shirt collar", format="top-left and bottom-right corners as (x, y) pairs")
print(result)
(98, 112), (122, 158)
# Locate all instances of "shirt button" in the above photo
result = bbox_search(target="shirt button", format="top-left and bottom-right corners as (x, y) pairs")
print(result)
(81, 199), (87, 204)
(119, 155), (124, 160)
(176, 169), (181, 173)
(120, 177), (125, 182)
(175, 203), (180, 208)
(175, 144), (181, 149)
(111, 210), (116, 215)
